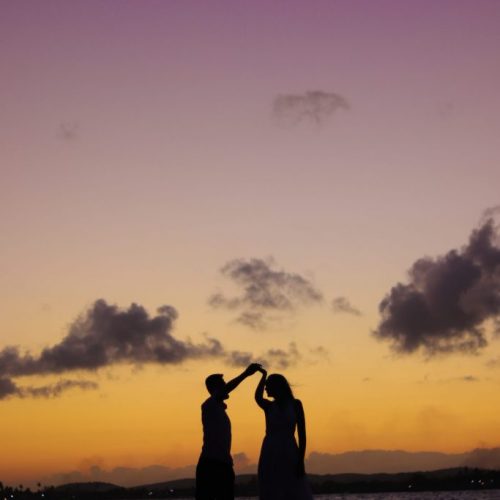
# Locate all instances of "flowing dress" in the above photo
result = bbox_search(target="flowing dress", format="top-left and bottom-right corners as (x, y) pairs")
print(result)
(257, 399), (313, 500)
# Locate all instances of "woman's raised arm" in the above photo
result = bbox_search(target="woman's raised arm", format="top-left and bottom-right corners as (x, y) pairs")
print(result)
(254, 367), (269, 409)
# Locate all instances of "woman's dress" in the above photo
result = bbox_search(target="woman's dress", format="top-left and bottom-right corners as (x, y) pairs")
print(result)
(258, 399), (313, 500)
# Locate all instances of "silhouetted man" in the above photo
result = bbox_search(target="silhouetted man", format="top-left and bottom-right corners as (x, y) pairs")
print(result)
(196, 363), (261, 500)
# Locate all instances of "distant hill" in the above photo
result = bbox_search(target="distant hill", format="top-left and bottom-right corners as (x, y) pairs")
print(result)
(54, 481), (120, 492)
(36, 447), (500, 488)
(4, 467), (500, 498)
(305, 447), (500, 474)
(307, 449), (468, 474)
(44, 468), (500, 497)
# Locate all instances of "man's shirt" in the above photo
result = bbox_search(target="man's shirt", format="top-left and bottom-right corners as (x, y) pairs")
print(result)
(200, 396), (232, 465)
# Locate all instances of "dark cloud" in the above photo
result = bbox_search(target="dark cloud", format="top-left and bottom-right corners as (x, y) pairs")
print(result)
(374, 216), (500, 356)
(0, 300), (224, 377)
(0, 300), (225, 400)
(209, 258), (323, 329)
(332, 296), (362, 316)
(1, 299), (320, 400)
(273, 90), (349, 126)
(0, 377), (18, 399)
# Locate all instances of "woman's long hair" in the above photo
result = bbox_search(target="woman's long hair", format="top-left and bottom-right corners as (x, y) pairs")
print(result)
(266, 374), (294, 407)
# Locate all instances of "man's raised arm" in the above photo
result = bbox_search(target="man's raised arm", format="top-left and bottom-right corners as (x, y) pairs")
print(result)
(224, 363), (261, 394)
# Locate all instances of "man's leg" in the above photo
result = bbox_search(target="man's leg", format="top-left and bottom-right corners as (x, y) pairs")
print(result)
(215, 463), (235, 500)
(195, 458), (213, 500)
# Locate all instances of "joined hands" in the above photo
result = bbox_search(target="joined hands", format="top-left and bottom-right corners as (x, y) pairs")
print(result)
(244, 363), (263, 376)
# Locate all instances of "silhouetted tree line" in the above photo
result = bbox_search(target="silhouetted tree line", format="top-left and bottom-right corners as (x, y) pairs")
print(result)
(2, 468), (500, 499)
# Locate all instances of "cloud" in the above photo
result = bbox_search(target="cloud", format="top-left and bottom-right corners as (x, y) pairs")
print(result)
(0, 377), (18, 399)
(308, 345), (330, 363)
(373, 215), (500, 356)
(0, 378), (98, 400)
(0, 300), (224, 375)
(481, 205), (500, 222)
(332, 296), (362, 316)
(0, 299), (225, 400)
(273, 90), (349, 126)
(209, 257), (323, 329)
(58, 122), (79, 141)
(1, 299), (320, 400)
(226, 342), (301, 370)
(418, 373), (480, 384)
(21, 379), (99, 398)
(485, 356), (500, 368)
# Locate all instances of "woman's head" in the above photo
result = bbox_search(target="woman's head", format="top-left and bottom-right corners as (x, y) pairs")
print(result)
(265, 374), (294, 401)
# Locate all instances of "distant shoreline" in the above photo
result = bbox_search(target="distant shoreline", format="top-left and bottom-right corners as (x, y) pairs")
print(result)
(2, 467), (500, 499)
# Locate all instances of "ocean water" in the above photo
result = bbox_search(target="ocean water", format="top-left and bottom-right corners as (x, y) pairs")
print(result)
(310, 492), (500, 500)
(231, 494), (500, 500)
(163, 492), (500, 500)
(230, 493), (500, 500)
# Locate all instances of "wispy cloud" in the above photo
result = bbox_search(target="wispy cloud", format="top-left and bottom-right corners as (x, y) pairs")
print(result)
(227, 342), (301, 370)
(485, 356), (500, 368)
(209, 257), (323, 330)
(58, 121), (79, 141)
(332, 296), (362, 316)
(273, 90), (349, 127)
(374, 211), (500, 356)
(0, 378), (99, 400)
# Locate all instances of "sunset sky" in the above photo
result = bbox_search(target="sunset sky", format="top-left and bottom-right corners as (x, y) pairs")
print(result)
(2, 0), (500, 488)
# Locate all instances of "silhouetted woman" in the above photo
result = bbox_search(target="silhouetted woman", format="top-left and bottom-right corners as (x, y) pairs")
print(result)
(255, 368), (313, 500)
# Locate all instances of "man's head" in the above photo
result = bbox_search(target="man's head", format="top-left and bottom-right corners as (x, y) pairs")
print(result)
(205, 373), (228, 399)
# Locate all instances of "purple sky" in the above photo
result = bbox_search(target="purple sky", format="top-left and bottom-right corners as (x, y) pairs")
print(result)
(1, 0), (500, 487)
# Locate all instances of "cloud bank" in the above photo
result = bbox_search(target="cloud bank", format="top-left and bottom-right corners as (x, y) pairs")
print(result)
(209, 258), (323, 329)
(273, 90), (349, 126)
(374, 216), (500, 356)
(1, 299), (310, 400)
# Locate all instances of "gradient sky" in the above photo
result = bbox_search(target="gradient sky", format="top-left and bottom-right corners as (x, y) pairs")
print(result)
(2, 0), (500, 488)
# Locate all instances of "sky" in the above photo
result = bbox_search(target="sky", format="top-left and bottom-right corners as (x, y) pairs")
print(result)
(1, 0), (500, 488)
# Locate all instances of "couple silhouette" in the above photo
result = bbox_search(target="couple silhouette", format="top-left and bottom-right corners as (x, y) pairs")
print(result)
(196, 363), (313, 500)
